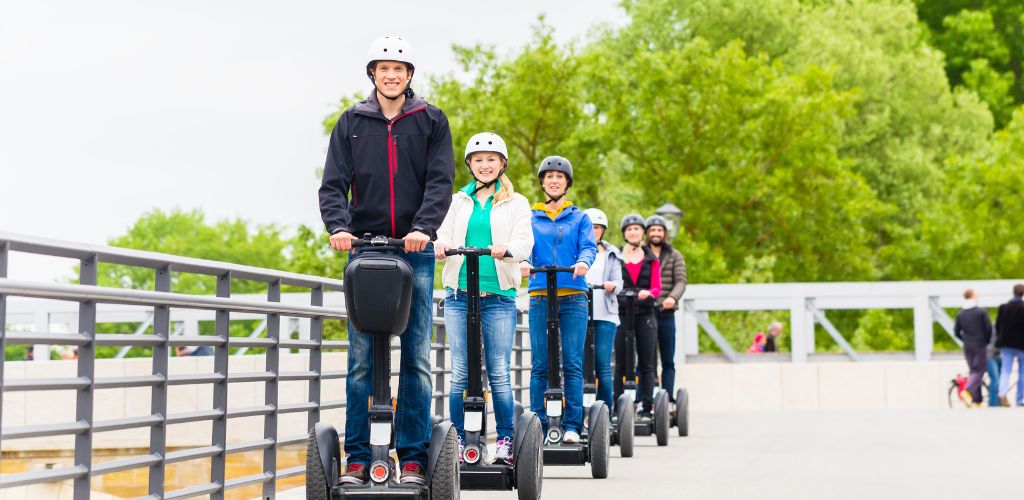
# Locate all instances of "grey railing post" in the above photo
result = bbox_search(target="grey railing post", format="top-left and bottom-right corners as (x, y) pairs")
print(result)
(514, 311), (524, 403)
(434, 323), (447, 418)
(0, 241), (8, 436)
(74, 254), (98, 500)
(210, 271), (231, 499)
(149, 265), (171, 496)
(308, 286), (324, 432)
(263, 279), (281, 498)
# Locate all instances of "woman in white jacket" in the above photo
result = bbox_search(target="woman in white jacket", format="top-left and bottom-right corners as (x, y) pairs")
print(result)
(434, 132), (534, 464)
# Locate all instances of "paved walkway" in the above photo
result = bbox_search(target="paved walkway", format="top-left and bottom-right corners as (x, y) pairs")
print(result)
(279, 409), (1024, 499)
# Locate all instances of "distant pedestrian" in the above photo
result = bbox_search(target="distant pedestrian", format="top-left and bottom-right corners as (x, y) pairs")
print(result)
(954, 289), (993, 407)
(995, 283), (1024, 407)
(176, 346), (213, 357)
(986, 342), (1001, 407)
(764, 321), (783, 352)
(748, 333), (766, 354)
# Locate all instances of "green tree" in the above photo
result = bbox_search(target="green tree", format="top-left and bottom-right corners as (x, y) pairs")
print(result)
(915, 0), (1024, 127)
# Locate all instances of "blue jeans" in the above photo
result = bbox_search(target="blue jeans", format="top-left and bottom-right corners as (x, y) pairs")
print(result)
(344, 245), (435, 467)
(529, 294), (588, 433)
(594, 320), (616, 409)
(444, 291), (518, 440)
(656, 312), (677, 400)
(999, 347), (1024, 405)
(987, 356), (1002, 407)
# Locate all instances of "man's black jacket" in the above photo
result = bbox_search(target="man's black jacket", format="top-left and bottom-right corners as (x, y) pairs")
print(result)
(319, 93), (454, 239)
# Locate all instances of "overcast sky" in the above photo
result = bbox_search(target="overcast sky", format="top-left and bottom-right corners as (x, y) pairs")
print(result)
(0, 1), (624, 281)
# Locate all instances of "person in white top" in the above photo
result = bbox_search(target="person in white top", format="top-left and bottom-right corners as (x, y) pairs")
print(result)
(434, 132), (534, 464)
(583, 208), (624, 409)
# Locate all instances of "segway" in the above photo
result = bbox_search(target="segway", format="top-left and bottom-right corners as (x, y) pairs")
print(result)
(671, 387), (689, 437)
(617, 289), (670, 447)
(443, 247), (543, 499)
(585, 284), (634, 457)
(532, 266), (610, 478)
(307, 235), (460, 500)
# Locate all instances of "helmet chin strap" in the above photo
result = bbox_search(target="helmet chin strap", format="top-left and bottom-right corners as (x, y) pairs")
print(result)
(470, 167), (506, 196)
(543, 185), (568, 204)
(368, 73), (414, 101)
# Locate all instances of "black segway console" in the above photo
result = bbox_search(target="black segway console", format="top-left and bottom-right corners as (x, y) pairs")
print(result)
(307, 235), (460, 500)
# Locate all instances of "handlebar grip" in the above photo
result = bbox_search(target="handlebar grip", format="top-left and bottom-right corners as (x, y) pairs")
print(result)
(444, 247), (513, 258)
(351, 236), (406, 248)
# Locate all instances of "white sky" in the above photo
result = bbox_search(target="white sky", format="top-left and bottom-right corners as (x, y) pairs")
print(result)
(0, 0), (624, 282)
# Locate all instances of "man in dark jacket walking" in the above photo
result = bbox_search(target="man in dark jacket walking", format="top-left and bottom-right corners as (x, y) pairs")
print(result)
(319, 35), (454, 485)
(954, 289), (993, 406)
(645, 215), (687, 402)
(995, 284), (1024, 407)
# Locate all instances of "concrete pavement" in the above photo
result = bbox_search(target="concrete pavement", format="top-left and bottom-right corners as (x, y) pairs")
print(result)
(279, 409), (1024, 500)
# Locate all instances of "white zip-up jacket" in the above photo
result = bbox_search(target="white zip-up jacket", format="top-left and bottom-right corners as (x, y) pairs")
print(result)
(434, 187), (534, 292)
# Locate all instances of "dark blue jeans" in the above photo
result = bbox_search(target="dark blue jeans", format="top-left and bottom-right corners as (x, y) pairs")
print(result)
(529, 294), (588, 433)
(344, 245), (435, 467)
(443, 291), (518, 440)
(594, 320), (616, 409)
(656, 312), (677, 400)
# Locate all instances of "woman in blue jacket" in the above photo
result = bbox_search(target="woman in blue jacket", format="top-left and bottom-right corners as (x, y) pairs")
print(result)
(519, 155), (597, 444)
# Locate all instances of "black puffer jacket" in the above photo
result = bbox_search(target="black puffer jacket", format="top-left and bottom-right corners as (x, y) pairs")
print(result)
(319, 93), (454, 239)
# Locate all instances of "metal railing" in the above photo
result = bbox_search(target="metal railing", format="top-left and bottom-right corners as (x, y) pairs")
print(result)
(0, 232), (529, 499)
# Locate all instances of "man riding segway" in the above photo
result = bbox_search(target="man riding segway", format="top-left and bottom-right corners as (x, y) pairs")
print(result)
(312, 35), (459, 498)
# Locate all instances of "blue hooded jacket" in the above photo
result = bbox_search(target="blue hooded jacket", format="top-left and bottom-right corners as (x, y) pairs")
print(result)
(527, 204), (598, 293)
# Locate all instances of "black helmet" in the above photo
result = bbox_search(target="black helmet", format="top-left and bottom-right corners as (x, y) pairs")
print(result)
(537, 156), (573, 187)
(645, 215), (669, 231)
(620, 213), (646, 232)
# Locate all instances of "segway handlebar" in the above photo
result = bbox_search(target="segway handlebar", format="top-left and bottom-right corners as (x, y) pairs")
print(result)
(444, 246), (513, 258)
(350, 234), (407, 248)
(529, 265), (578, 276)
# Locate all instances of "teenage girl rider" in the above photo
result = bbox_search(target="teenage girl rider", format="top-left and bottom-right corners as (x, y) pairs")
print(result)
(615, 214), (661, 419)
(583, 208), (623, 410)
(519, 156), (598, 444)
(434, 132), (534, 463)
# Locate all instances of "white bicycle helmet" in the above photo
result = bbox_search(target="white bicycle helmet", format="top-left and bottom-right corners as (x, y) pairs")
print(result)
(584, 208), (609, 228)
(366, 35), (415, 70)
(464, 132), (508, 164)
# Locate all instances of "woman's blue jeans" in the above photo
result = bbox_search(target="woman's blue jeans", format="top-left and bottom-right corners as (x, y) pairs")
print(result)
(594, 320), (617, 409)
(529, 294), (588, 433)
(444, 291), (518, 440)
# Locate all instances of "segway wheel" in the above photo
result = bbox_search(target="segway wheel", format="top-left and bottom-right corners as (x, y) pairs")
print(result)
(655, 392), (670, 446)
(676, 388), (689, 437)
(516, 415), (544, 500)
(515, 401), (525, 423)
(589, 403), (610, 479)
(617, 396), (635, 458)
(306, 428), (331, 500)
(430, 425), (460, 500)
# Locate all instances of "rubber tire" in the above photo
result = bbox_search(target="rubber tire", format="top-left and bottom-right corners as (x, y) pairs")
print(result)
(516, 416), (544, 500)
(676, 389), (689, 437)
(655, 392), (670, 446)
(589, 403), (610, 479)
(306, 428), (330, 500)
(430, 425), (461, 500)
(515, 401), (525, 423)
(618, 405), (635, 458)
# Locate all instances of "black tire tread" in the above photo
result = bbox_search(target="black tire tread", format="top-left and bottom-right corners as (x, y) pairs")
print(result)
(516, 416), (544, 500)
(620, 406), (635, 458)
(590, 405), (610, 479)
(655, 392), (670, 446)
(431, 425), (460, 500)
(678, 389), (689, 437)
(306, 428), (330, 500)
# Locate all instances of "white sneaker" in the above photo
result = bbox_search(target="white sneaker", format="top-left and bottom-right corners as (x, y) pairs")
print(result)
(563, 430), (580, 444)
(494, 437), (514, 465)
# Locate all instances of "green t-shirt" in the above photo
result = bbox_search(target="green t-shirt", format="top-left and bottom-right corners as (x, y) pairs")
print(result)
(457, 182), (516, 297)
